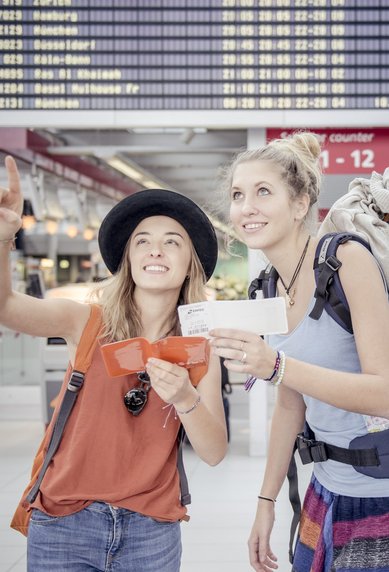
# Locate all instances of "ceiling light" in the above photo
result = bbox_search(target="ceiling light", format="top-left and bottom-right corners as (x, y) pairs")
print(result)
(107, 157), (144, 181)
(22, 215), (36, 231)
(41, 258), (55, 268)
(66, 223), (79, 238)
(45, 219), (59, 235)
(108, 156), (169, 193)
(130, 128), (207, 135)
(142, 179), (162, 189)
(22, 199), (36, 230)
(83, 228), (95, 241)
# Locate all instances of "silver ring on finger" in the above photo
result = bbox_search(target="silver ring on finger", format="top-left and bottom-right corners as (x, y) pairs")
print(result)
(241, 351), (247, 363)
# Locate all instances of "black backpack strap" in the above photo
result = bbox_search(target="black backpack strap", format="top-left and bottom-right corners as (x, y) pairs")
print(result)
(26, 305), (102, 504)
(177, 426), (191, 506)
(309, 232), (371, 333)
(26, 370), (86, 503)
(309, 234), (343, 323)
(286, 441), (301, 565)
(248, 264), (278, 300)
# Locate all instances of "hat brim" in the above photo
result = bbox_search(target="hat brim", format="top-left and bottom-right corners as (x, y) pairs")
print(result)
(98, 189), (218, 280)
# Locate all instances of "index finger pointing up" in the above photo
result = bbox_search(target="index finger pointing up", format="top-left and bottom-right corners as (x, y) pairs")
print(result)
(5, 156), (21, 194)
(2, 156), (23, 216)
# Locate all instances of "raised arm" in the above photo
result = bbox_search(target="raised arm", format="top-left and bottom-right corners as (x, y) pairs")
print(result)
(0, 156), (89, 343)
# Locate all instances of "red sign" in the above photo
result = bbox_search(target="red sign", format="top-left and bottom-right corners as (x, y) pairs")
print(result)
(266, 128), (389, 175)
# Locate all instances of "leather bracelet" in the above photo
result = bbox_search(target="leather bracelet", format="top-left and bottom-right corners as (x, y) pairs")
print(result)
(258, 495), (276, 503)
(176, 394), (201, 415)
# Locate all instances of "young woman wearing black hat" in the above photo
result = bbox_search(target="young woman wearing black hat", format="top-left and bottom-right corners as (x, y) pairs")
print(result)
(0, 156), (228, 572)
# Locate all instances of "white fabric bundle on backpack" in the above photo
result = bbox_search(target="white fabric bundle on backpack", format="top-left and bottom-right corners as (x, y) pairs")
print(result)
(319, 168), (389, 280)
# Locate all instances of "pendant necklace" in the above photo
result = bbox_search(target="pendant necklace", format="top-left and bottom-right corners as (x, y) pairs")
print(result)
(278, 236), (311, 307)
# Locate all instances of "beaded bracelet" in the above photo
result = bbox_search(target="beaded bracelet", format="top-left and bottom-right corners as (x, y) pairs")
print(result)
(175, 394), (201, 415)
(270, 350), (286, 386)
(0, 237), (16, 250)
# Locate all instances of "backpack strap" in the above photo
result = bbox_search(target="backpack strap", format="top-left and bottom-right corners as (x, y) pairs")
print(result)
(26, 305), (102, 503)
(177, 426), (191, 506)
(286, 441), (301, 565)
(309, 232), (371, 333)
(248, 263), (278, 300)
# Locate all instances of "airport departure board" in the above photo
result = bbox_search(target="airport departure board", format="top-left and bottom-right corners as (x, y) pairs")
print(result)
(0, 0), (388, 112)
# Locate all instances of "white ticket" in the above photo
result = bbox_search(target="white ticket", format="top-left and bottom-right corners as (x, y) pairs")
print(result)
(178, 297), (288, 337)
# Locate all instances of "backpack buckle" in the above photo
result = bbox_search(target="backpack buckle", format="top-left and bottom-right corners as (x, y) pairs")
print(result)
(325, 255), (342, 272)
(67, 371), (85, 392)
(296, 433), (328, 464)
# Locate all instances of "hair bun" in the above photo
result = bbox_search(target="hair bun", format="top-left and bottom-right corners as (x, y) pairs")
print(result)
(291, 132), (322, 161)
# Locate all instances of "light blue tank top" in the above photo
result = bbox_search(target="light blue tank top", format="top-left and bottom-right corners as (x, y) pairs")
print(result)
(268, 298), (389, 497)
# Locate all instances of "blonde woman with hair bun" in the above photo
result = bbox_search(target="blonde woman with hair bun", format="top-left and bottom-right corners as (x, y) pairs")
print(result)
(211, 131), (389, 571)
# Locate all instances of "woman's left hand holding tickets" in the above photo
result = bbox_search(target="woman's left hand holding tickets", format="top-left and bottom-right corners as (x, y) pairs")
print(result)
(209, 328), (277, 380)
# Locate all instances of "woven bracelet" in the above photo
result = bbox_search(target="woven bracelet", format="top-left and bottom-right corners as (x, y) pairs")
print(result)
(263, 350), (281, 382)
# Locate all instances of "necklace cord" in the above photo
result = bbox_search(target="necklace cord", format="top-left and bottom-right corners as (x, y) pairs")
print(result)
(278, 236), (311, 297)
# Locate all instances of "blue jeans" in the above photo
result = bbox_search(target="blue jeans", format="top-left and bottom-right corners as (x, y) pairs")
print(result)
(27, 502), (182, 571)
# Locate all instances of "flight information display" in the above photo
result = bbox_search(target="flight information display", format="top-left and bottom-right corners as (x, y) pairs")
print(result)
(0, 0), (388, 112)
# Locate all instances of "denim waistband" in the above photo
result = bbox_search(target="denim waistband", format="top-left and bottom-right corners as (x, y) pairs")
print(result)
(86, 501), (134, 515)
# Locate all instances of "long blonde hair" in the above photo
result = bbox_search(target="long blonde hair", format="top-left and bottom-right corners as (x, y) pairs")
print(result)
(93, 239), (207, 342)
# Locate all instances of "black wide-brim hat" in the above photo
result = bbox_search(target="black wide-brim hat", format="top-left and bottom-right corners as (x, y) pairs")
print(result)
(98, 189), (218, 280)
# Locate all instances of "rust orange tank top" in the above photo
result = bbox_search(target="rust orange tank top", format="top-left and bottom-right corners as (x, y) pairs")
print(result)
(30, 305), (206, 522)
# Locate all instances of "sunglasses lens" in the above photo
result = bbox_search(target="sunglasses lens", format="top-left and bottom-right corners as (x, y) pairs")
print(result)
(124, 387), (148, 416)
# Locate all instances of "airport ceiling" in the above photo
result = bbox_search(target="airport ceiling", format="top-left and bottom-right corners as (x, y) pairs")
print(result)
(28, 127), (248, 232)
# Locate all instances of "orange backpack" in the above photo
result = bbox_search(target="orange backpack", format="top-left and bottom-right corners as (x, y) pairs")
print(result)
(10, 304), (102, 536)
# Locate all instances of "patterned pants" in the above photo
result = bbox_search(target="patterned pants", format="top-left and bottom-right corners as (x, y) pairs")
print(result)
(292, 474), (389, 572)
